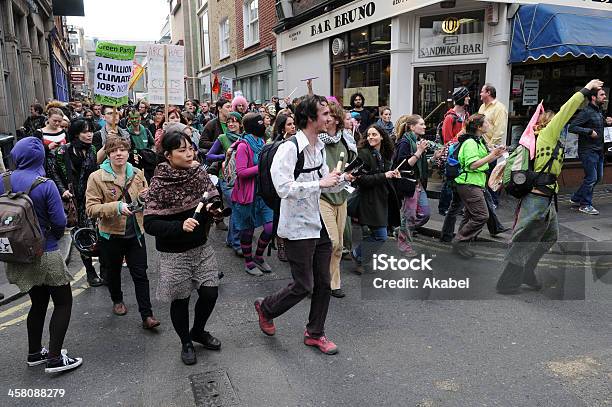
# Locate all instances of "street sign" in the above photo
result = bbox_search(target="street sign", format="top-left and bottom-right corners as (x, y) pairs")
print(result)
(70, 71), (85, 84)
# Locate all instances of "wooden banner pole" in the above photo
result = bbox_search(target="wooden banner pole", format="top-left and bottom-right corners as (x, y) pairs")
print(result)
(112, 106), (117, 131)
(164, 44), (169, 123)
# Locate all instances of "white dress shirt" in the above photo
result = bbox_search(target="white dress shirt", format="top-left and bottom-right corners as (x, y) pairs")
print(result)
(271, 130), (346, 240)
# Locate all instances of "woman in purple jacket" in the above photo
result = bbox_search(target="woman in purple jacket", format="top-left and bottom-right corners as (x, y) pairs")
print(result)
(231, 113), (274, 276)
(1, 137), (82, 373)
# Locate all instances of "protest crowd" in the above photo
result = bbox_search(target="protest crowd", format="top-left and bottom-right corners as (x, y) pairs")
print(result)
(1, 76), (610, 371)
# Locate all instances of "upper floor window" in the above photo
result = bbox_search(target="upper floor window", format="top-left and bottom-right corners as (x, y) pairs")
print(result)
(200, 9), (210, 67)
(243, 0), (259, 48)
(219, 18), (230, 59)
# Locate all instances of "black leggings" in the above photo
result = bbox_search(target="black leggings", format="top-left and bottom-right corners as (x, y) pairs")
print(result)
(27, 284), (73, 357)
(169, 286), (218, 344)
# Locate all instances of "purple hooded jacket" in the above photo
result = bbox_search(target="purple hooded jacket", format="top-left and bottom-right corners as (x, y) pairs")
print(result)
(0, 137), (66, 252)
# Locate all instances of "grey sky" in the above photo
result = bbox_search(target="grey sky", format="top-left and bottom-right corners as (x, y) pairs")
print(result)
(67, 0), (168, 41)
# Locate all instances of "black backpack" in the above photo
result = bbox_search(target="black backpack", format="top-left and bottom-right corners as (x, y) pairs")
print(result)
(436, 111), (459, 144)
(257, 135), (323, 211)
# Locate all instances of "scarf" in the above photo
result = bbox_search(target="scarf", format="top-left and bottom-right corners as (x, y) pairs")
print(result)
(372, 147), (384, 172)
(377, 119), (394, 137)
(319, 130), (342, 145)
(225, 131), (241, 144)
(403, 131), (427, 180)
(69, 138), (93, 173)
(144, 162), (217, 216)
(244, 133), (264, 165)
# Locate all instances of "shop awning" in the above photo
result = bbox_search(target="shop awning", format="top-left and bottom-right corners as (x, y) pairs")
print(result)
(509, 4), (612, 63)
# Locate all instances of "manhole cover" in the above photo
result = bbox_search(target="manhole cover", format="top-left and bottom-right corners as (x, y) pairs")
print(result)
(190, 370), (239, 407)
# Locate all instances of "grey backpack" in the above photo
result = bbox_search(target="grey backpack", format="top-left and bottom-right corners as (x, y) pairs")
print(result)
(0, 173), (47, 263)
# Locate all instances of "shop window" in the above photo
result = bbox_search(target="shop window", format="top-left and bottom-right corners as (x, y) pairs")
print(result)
(350, 29), (368, 59)
(219, 18), (230, 59)
(419, 11), (484, 59)
(370, 19), (392, 54)
(243, 0), (259, 48)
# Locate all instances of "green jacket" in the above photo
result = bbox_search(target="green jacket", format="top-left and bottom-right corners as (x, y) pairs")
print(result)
(321, 138), (355, 205)
(534, 89), (590, 193)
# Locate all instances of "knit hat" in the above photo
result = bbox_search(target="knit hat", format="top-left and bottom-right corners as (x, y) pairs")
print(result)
(350, 111), (362, 121)
(228, 111), (242, 122)
(452, 87), (470, 105)
(231, 96), (248, 111)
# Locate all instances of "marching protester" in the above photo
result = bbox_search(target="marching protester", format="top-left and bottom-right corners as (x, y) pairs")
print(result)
(93, 106), (130, 160)
(269, 113), (298, 261)
(85, 136), (159, 328)
(351, 124), (401, 274)
(231, 96), (249, 116)
(232, 113), (274, 276)
(349, 92), (372, 134)
(92, 104), (105, 129)
(49, 118), (103, 287)
(497, 79), (604, 294)
(569, 86), (612, 215)
(271, 113), (297, 142)
(153, 107), (187, 152)
(144, 130), (224, 365)
(21, 103), (46, 138)
(254, 95), (352, 355)
(198, 101), (215, 127)
(206, 111), (244, 255)
(451, 115), (505, 258)
(439, 87), (470, 215)
(393, 115), (431, 257)
(199, 98), (231, 151)
(138, 100), (156, 136)
(319, 102), (356, 297)
(376, 107), (394, 141)
(478, 84), (508, 207)
(1, 137), (82, 373)
(39, 107), (68, 151)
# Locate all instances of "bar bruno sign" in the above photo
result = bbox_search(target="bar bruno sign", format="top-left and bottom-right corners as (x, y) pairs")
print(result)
(280, 0), (442, 52)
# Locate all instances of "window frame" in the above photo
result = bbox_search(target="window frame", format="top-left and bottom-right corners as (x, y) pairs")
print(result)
(199, 8), (210, 68)
(243, 0), (259, 49)
(219, 17), (230, 60)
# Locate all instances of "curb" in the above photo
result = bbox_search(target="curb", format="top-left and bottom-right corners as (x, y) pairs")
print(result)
(0, 234), (72, 306)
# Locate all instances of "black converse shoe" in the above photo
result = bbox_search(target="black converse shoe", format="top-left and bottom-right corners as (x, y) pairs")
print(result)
(44, 350), (83, 373)
(181, 342), (197, 365)
(27, 347), (51, 366)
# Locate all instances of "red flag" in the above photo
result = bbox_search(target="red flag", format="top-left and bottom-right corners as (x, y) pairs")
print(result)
(519, 101), (544, 160)
(212, 74), (220, 95)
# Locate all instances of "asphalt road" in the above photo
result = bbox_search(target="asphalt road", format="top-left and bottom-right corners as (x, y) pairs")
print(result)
(0, 226), (610, 407)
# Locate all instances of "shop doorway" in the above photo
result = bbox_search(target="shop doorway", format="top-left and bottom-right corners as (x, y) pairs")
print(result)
(413, 64), (486, 136)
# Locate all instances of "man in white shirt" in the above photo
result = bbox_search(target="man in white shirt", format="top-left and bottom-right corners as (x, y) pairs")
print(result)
(254, 95), (352, 355)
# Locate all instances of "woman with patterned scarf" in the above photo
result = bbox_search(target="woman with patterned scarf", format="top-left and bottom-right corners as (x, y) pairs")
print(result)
(49, 118), (103, 286)
(231, 113), (275, 276)
(144, 130), (225, 366)
(319, 102), (356, 298)
(392, 114), (431, 257)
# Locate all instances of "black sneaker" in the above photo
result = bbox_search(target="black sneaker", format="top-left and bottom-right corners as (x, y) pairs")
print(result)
(331, 289), (346, 298)
(181, 342), (197, 365)
(44, 350), (83, 373)
(190, 329), (221, 350)
(27, 347), (51, 366)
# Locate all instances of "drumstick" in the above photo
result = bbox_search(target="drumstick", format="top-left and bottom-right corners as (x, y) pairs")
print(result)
(335, 152), (345, 172)
(194, 192), (209, 215)
(395, 158), (406, 171)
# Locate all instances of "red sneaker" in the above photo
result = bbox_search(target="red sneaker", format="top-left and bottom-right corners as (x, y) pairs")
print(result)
(254, 298), (275, 336)
(303, 330), (338, 355)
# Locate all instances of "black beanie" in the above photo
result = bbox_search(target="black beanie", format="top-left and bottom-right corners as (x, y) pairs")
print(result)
(242, 112), (266, 138)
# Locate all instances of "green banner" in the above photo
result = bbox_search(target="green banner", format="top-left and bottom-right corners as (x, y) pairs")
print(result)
(94, 42), (137, 106)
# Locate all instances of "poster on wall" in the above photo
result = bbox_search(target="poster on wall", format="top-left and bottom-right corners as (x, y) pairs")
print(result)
(221, 77), (233, 100)
(562, 131), (579, 160)
(93, 42), (136, 106)
(604, 127), (612, 143)
(522, 79), (539, 106)
(342, 86), (379, 107)
(512, 75), (524, 96)
(147, 44), (185, 105)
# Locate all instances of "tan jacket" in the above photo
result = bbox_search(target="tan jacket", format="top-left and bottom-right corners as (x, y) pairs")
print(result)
(85, 166), (147, 236)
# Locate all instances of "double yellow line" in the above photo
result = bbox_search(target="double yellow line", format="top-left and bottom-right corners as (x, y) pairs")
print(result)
(0, 265), (90, 331)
